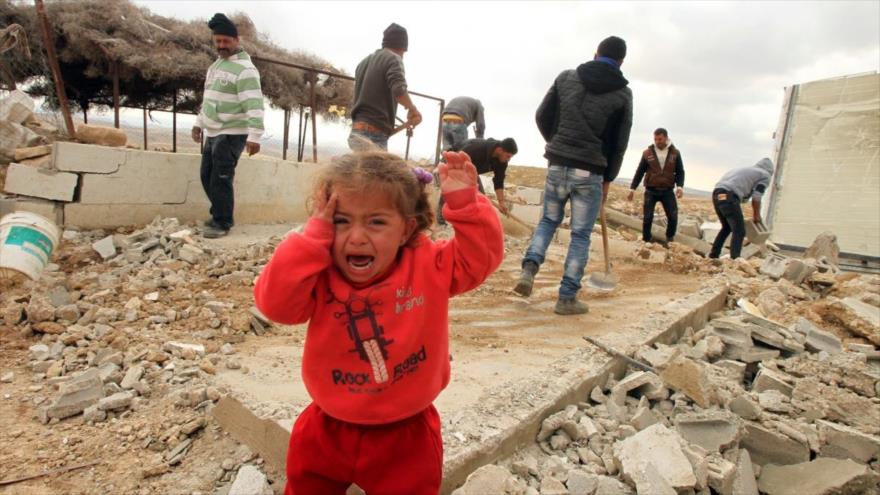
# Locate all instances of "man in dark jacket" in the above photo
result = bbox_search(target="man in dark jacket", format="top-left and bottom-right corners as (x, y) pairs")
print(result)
(628, 128), (685, 245)
(348, 23), (422, 150)
(436, 137), (517, 224)
(514, 36), (633, 316)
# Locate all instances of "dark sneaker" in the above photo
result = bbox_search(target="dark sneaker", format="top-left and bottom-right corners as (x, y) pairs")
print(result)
(554, 297), (589, 315)
(513, 261), (539, 297)
(202, 226), (229, 239)
(203, 219), (219, 228)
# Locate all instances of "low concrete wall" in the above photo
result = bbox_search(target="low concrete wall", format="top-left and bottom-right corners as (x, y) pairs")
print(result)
(53, 142), (319, 228)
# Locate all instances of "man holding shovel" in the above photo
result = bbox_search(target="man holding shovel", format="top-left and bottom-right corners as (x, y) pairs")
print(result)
(436, 137), (517, 225)
(513, 36), (633, 315)
(348, 23), (422, 151)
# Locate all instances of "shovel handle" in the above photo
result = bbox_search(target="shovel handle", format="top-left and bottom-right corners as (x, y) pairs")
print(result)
(599, 203), (611, 274)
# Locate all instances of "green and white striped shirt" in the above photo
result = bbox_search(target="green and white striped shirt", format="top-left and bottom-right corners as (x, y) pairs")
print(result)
(196, 50), (265, 143)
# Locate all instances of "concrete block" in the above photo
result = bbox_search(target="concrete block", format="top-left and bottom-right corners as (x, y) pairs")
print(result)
(679, 219), (702, 239)
(611, 370), (667, 401)
(228, 464), (272, 495)
(759, 254), (788, 279)
(817, 419), (880, 463)
(98, 391), (133, 411)
(709, 318), (753, 347)
(707, 455), (737, 495)
(2, 197), (63, 225)
(728, 395), (762, 421)
(630, 406), (660, 431)
(566, 470), (599, 495)
(91, 235), (116, 259)
(674, 411), (741, 452)
(630, 462), (676, 495)
(744, 219), (770, 245)
(659, 356), (718, 408)
(796, 318), (842, 354)
(715, 359), (747, 383)
(757, 458), (879, 495)
(752, 367), (794, 397)
(614, 423), (696, 491)
(510, 203), (543, 226)
(510, 185), (544, 205)
(741, 422), (810, 466)
(14, 145), (51, 161)
(178, 244), (205, 264)
(53, 141), (125, 174)
(78, 150), (191, 204)
(4, 163), (77, 202)
(595, 476), (635, 494)
(782, 259), (816, 285)
(722, 343), (780, 363)
(743, 314), (805, 353)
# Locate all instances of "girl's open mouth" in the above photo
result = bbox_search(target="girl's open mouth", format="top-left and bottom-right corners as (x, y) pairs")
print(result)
(347, 255), (374, 271)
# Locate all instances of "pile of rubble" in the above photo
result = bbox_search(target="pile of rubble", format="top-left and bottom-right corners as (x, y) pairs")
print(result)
(0, 217), (281, 491)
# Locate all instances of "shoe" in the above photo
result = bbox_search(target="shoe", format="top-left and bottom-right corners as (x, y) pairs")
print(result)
(202, 226), (229, 239)
(513, 261), (539, 297)
(554, 297), (589, 315)
(203, 219), (219, 228)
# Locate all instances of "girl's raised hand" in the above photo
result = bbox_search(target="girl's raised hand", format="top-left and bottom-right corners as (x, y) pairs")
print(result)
(439, 151), (478, 194)
(312, 187), (338, 223)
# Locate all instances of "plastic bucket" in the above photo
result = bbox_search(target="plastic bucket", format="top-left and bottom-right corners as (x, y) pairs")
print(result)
(0, 212), (61, 282)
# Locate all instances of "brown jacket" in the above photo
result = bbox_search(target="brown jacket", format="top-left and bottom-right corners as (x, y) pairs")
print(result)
(630, 144), (684, 190)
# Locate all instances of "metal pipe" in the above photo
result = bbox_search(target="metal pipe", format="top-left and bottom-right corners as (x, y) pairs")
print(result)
(282, 108), (289, 160)
(34, 0), (75, 138)
(434, 100), (445, 165)
(172, 88), (178, 152)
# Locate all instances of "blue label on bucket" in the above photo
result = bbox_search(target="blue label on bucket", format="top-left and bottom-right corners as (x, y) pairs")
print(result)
(3, 226), (54, 258)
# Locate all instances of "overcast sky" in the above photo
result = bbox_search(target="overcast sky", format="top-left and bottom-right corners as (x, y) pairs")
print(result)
(136, 1), (879, 191)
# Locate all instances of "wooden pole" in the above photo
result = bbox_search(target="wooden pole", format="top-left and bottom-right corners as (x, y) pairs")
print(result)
(309, 75), (317, 163)
(82, 106), (87, 124)
(282, 108), (289, 160)
(296, 104), (304, 162)
(172, 88), (178, 152)
(34, 0), (75, 138)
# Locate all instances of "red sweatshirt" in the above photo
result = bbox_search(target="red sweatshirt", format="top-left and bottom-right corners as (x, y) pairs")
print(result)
(254, 189), (504, 425)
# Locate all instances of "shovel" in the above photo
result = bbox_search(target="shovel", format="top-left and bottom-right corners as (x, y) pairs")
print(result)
(586, 203), (617, 291)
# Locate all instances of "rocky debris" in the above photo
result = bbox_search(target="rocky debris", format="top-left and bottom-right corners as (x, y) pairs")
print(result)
(451, 464), (526, 495)
(674, 410), (741, 452)
(228, 464), (273, 495)
(757, 457), (879, 495)
(659, 356), (719, 408)
(91, 235), (116, 260)
(39, 368), (105, 422)
(796, 317), (843, 354)
(816, 420), (880, 463)
(614, 424), (696, 490)
(823, 297), (880, 346)
(741, 423), (810, 466)
(804, 231), (840, 267)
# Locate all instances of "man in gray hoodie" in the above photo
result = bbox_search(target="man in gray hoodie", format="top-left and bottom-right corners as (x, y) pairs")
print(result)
(441, 96), (486, 151)
(348, 23), (422, 150)
(709, 158), (774, 259)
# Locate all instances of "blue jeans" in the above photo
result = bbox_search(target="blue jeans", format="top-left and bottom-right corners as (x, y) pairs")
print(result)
(523, 165), (603, 299)
(348, 128), (388, 151)
(442, 122), (468, 151)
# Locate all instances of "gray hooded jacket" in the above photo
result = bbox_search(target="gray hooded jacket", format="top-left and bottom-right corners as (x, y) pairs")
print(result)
(715, 158), (774, 202)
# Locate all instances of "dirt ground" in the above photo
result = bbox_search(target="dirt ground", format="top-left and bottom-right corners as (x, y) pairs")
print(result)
(0, 173), (717, 494)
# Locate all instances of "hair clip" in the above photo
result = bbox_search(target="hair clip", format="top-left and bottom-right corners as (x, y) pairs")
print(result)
(412, 167), (433, 185)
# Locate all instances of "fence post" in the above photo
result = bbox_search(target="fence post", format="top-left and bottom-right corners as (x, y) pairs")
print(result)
(142, 106), (148, 150)
(172, 88), (178, 152)
(282, 108), (290, 160)
(34, 0), (75, 138)
(309, 73), (317, 163)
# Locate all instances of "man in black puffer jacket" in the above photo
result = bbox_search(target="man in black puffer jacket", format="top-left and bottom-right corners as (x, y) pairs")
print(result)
(514, 36), (633, 315)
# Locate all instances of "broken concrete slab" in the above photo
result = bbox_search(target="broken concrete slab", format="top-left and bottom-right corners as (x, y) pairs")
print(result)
(674, 410), (741, 452)
(614, 424), (697, 491)
(610, 370), (667, 401)
(630, 461), (676, 495)
(752, 367), (794, 397)
(743, 314), (806, 353)
(731, 449), (758, 495)
(659, 356), (718, 408)
(728, 395), (762, 421)
(92, 235), (116, 260)
(757, 457), (878, 495)
(782, 259), (816, 285)
(228, 464), (273, 495)
(121, 365), (144, 390)
(804, 232), (840, 267)
(722, 344), (780, 363)
(708, 318), (753, 347)
(52, 141), (125, 174)
(830, 298), (880, 346)
(97, 391), (133, 411)
(795, 318), (842, 354)
(41, 368), (105, 421)
(451, 464), (518, 495)
(740, 422), (810, 466)
(13, 144), (51, 162)
(706, 455), (737, 495)
(817, 420), (880, 463)
(4, 163), (78, 202)
(760, 254), (788, 280)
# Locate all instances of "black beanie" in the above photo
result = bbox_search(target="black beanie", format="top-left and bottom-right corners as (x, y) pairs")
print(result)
(500, 138), (518, 154)
(382, 23), (408, 50)
(597, 36), (627, 61)
(208, 13), (238, 38)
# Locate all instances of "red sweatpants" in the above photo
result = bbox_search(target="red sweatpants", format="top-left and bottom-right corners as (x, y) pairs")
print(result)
(285, 402), (443, 495)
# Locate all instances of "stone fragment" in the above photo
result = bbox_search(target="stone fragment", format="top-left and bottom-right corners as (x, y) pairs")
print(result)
(33, 321), (65, 334)
(741, 423), (809, 466)
(707, 454), (737, 495)
(629, 406), (659, 431)
(566, 470), (598, 495)
(708, 318), (753, 347)
(42, 368), (105, 420)
(98, 391), (133, 411)
(228, 464), (272, 495)
(757, 390), (791, 414)
(611, 371), (667, 401)
(760, 254), (788, 280)
(674, 410), (741, 452)
(613, 423), (696, 491)
(722, 344), (780, 363)
(164, 341), (206, 356)
(817, 420), (880, 463)
(727, 395), (762, 421)
(550, 431), (571, 450)
(0, 372), (13, 383)
(121, 365), (144, 390)
(92, 235), (116, 259)
(791, 378), (879, 434)
(743, 314), (805, 353)
(659, 357), (718, 408)
(512, 455), (538, 478)
(83, 404), (107, 423)
(795, 318), (842, 354)
(731, 449), (758, 495)
(636, 344), (682, 369)
(782, 259), (816, 284)
(757, 457), (878, 495)
(752, 367), (794, 397)
(452, 464), (517, 495)
(539, 477), (568, 495)
(178, 244), (205, 264)
(594, 476), (634, 495)
(715, 360), (747, 383)
(804, 232), (840, 267)
(828, 298), (880, 346)
(630, 462), (676, 495)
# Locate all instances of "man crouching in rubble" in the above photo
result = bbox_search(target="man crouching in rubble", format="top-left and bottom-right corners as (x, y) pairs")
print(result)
(192, 13), (265, 239)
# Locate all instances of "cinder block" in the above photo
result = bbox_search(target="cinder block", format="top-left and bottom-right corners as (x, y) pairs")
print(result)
(78, 149), (194, 204)
(53, 141), (125, 174)
(3, 163), (77, 202)
(11, 197), (63, 225)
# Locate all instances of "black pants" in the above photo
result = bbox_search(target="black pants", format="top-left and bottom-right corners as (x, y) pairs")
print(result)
(436, 174), (485, 225)
(643, 188), (678, 242)
(710, 188), (745, 259)
(200, 135), (246, 230)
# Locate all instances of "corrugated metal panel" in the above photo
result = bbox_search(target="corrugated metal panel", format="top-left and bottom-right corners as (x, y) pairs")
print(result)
(768, 72), (880, 258)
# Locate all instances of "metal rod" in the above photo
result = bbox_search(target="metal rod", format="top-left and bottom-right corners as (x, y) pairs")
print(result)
(172, 88), (178, 152)
(582, 336), (657, 373)
(296, 104), (304, 161)
(34, 0), (75, 138)
(434, 100), (445, 165)
(282, 107), (289, 160)
(142, 106), (147, 150)
(309, 75), (317, 162)
(0, 461), (101, 487)
(112, 61), (120, 128)
(404, 129), (411, 161)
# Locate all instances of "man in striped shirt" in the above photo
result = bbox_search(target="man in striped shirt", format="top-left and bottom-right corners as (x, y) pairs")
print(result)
(192, 13), (264, 239)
